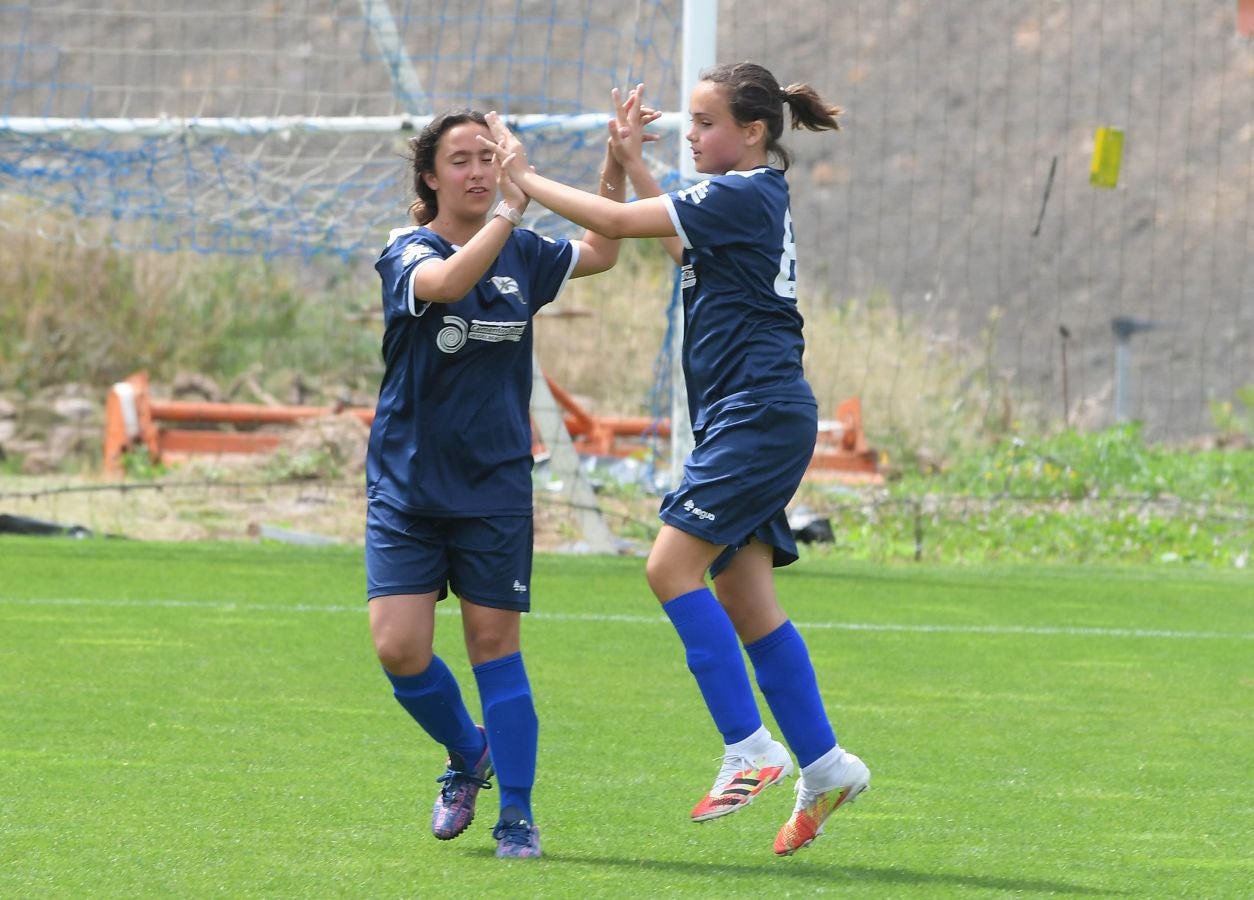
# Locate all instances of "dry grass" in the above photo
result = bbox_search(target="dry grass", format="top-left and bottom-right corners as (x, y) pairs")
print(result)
(536, 239), (1014, 467)
(2, 204), (1022, 563)
(533, 240), (675, 417)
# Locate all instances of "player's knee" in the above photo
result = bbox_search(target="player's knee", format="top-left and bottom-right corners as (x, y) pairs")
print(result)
(372, 630), (432, 675)
(464, 629), (517, 665)
(646, 564), (702, 604)
(462, 611), (519, 662)
(644, 554), (678, 601)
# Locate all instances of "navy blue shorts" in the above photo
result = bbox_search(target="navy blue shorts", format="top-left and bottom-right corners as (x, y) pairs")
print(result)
(659, 398), (817, 578)
(365, 497), (533, 611)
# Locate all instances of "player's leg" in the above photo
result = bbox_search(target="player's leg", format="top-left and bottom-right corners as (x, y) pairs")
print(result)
(646, 525), (781, 821)
(461, 602), (540, 858)
(366, 503), (489, 841)
(368, 593), (494, 840)
(714, 539), (869, 855)
(715, 539), (836, 765)
(452, 515), (541, 858)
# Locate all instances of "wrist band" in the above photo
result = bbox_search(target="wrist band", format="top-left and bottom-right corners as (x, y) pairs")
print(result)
(494, 201), (522, 226)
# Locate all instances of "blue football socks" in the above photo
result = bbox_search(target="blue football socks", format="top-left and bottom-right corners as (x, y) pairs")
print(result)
(746, 621), (837, 768)
(384, 657), (485, 769)
(473, 651), (538, 823)
(663, 587), (762, 745)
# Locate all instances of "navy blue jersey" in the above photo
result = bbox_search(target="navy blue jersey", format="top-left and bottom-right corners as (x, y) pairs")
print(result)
(367, 225), (577, 516)
(661, 167), (814, 430)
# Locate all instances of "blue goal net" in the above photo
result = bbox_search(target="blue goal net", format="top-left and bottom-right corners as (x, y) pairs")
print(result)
(0, 1), (686, 260)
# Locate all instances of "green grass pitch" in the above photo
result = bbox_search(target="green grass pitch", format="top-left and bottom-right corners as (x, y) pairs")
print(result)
(1, 537), (1250, 897)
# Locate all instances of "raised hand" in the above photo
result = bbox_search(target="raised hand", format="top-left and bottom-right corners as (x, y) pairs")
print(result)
(608, 84), (648, 167)
(480, 112), (531, 183)
(494, 149), (528, 211)
(631, 83), (665, 139)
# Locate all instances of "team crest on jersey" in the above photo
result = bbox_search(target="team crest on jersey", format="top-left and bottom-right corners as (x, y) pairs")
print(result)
(402, 242), (437, 266)
(491, 275), (523, 300)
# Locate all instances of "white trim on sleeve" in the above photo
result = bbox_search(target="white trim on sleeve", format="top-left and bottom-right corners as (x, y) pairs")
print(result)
(660, 194), (692, 250)
(407, 257), (438, 318)
(553, 242), (580, 297)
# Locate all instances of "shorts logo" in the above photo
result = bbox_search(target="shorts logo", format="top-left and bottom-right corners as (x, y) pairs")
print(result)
(436, 316), (469, 353)
(683, 498), (716, 521)
(513, 580), (528, 592)
(680, 264), (696, 289)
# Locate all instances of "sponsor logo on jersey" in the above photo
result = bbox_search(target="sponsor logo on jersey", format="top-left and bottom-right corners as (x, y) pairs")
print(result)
(435, 316), (527, 352)
(676, 180), (711, 205)
(469, 320), (527, 343)
(491, 275), (523, 300)
(683, 498), (716, 521)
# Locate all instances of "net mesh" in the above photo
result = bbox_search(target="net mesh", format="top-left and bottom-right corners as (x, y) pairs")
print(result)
(0, 0), (685, 258)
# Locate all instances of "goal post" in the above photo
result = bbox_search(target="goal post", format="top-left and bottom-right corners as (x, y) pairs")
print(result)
(671, 0), (717, 482)
(0, 0), (712, 543)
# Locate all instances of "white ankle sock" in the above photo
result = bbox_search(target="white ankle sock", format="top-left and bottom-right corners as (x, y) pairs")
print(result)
(800, 744), (844, 782)
(725, 724), (773, 758)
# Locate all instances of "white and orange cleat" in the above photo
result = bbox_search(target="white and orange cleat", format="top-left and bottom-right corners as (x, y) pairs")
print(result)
(773, 748), (869, 856)
(691, 738), (794, 822)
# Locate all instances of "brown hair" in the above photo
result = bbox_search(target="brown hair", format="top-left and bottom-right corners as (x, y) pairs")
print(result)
(700, 62), (842, 171)
(406, 109), (489, 225)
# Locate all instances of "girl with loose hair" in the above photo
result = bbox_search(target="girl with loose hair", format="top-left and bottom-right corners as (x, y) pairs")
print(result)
(481, 62), (867, 856)
(365, 97), (651, 859)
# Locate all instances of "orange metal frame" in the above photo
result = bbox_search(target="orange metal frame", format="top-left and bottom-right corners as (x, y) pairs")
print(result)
(103, 371), (373, 475)
(538, 374), (670, 458)
(808, 396), (881, 480)
(103, 370), (878, 480)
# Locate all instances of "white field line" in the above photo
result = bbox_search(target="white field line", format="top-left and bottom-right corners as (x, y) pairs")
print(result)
(4, 596), (1252, 641)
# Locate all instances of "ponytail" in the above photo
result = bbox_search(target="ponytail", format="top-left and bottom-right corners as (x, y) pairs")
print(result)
(701, 62), (842, 171)
(781, 83), (842, 133)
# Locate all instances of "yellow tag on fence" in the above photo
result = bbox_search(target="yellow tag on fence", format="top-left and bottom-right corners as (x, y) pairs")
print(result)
(1090, 127), (1124, 189)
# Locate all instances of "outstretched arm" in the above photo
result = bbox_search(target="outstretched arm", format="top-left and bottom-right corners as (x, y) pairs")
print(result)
(573, 86), (672, 275)
(608, 85), (684, 264)
(570, 138), (626, 277)
(481, 111), (676, 243)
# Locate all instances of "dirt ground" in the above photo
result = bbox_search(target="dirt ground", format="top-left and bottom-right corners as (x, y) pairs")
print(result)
(0, 383), (662, 551)
(0, 411), (661, 554)
(0, 469), (663, 552)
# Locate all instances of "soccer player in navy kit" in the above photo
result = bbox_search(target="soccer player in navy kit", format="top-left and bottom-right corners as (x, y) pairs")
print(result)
(366, 107), (633, 859)
(483, 64), (870, 856)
